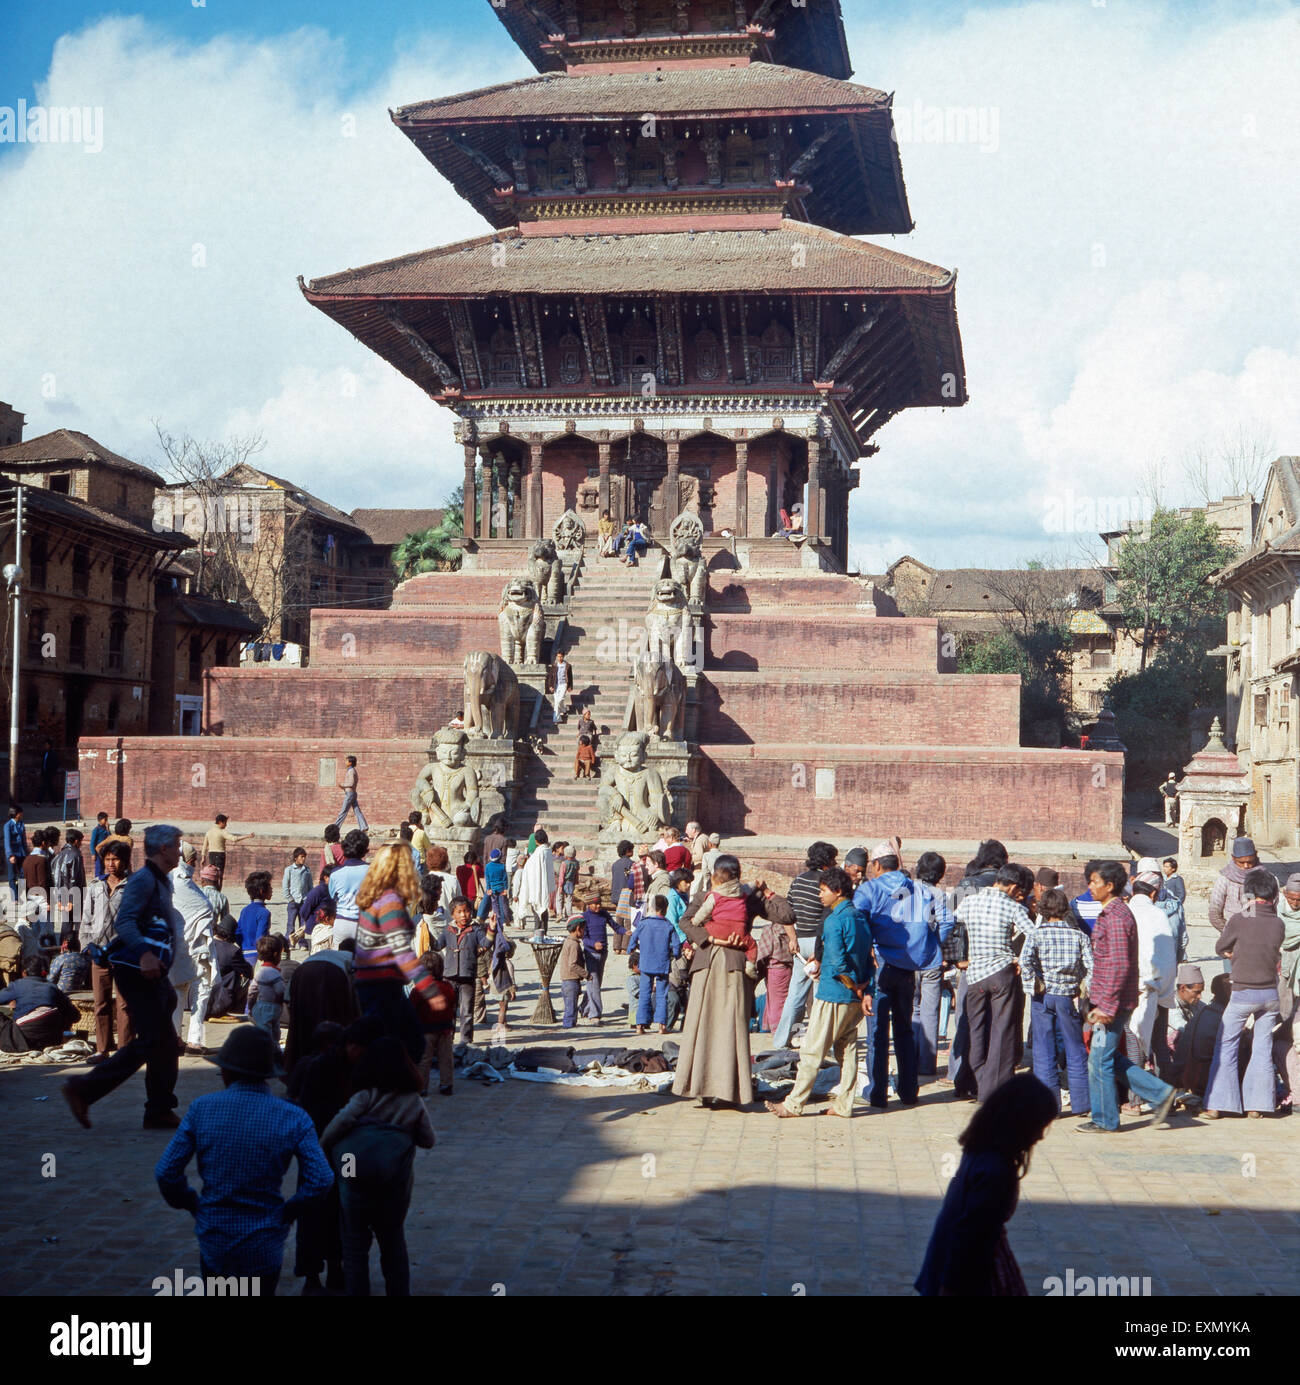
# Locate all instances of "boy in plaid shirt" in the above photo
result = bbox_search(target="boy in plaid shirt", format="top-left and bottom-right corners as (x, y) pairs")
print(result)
(1020, 888), (1092, 1117)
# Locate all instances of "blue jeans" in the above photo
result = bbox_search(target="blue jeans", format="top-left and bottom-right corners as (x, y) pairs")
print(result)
(334, 790), (367, 831)
(637, 973), (669, 1027)
(912, 966), (943, 1077)
(624, 535), (646, 566)
(1030, 992), (1090, 1115)
(1204, 987), (1279, 1114)
(561, 979), (582, 1028)
(581, 948), (606, 1019)
(1087, 1008), (1173, 1129)
(477, 889), (509, 929)
(868, 963), (917, 1105)
(771, 938), (816, 1047)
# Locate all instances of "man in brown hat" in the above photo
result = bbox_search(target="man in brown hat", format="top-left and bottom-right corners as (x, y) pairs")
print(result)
(154, 1026), (332, 1295)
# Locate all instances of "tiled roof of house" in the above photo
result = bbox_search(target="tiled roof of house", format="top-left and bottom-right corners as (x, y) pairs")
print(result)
(0, 429), (166, 486)
(0, 479), (190, 549)
(302, 220), (953, 298)
(350, 508), (446, 546)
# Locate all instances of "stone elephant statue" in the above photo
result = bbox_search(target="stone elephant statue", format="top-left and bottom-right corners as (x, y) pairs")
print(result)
(627, 650), (686, 741)
(463, 650), (520, 740)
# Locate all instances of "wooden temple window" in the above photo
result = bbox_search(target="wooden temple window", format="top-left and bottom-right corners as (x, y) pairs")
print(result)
(557, 332), (584, 386)
(525, 150), (549, 191)
(704, 0), (736, 30)
(758, 322), (793, 381)
(725, 133), (755, 184)
(641, 0), (675, 34)
(623, 316), (656, 374)
(694, 329), (721, 382)
(489, 327), (520, 387)
(548, 140), (574, 191)
(632, 137), (663, 187)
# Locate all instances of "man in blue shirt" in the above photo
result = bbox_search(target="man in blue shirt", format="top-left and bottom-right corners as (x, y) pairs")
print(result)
(89, 812), (110, 881)
(857, 845), (957, 1104)
(4, 805), (28, 893)
(767, 867), (875, 1119)
(63, 824), (184, 1131)
(155, 1025), (332, 1294)
(326, 830), (370, 946)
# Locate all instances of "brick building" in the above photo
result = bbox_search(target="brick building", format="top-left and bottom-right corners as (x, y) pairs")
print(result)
(1211, 459), (1299, 847)
(0, 427), (251, 793)
(161, 465), (444, 651)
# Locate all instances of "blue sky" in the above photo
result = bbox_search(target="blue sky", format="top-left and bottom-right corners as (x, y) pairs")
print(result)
(2, 0), (1299, 569)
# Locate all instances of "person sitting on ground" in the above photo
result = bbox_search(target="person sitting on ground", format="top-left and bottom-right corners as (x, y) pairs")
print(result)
(0, 957), (79, 1049)
(49, 935), (91, 994)
(207, 924), (254, 1021)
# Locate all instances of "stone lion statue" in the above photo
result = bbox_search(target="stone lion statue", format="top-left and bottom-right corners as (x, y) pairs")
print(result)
(498, 576), (543, 665)
(627, 649), (685, 741)
(645, 577), (693, 671)
(412, 727), (482, 830)
(597, 731), (670, 840)
(528, 539), (565, 605)
(463, 650), (520, 740)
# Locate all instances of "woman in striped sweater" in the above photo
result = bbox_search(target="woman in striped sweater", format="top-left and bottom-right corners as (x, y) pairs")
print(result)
(355, 845), (437, 1063)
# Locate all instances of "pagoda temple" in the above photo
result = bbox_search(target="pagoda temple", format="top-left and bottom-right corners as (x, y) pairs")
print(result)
(78, 0), (1125, 877)
(300, 0), (967, 571)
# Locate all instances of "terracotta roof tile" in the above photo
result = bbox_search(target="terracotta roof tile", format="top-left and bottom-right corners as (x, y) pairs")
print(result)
(0, 428), (165, 485)
(350, 508), (446, 545)
(393, 64), (888, 124)
(303, 221), (953, 298)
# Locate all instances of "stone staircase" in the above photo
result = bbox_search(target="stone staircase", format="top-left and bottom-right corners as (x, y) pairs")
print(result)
(507, 545), (663, 845)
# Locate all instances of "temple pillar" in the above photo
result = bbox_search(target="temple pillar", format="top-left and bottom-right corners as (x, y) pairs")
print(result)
(767, 451), (779, 536)
(734, 439), (749, 537)
(665, 438), (681, 529)
(598, 441), (611, 517)
(495, 464), (508, 540)
(806, 438), (822, 541)
(478, 448), (493, 540)
(528, 436), (544, 539)
(462, 443), (476, 538)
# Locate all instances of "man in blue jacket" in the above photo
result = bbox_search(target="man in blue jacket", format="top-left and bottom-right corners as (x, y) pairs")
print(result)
(4, 805), (28, 893)
(856, 842), (956, 1107)
(64, 823), (184, 1131)
(767, 867), (875, 1119)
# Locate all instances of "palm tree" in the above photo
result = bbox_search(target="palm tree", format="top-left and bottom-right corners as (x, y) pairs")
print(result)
(393, 519), (461, 578)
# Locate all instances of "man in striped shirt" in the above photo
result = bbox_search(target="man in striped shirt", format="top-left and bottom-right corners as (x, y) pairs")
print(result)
(954, 863), (1033, 1102)
(1020, 888), (1093, 1117)
(770, 841), (838, 1049)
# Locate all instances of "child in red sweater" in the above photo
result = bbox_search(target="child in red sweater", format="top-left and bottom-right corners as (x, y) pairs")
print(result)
(691, 859), (758, 966)
(413, 950), (457, 1096)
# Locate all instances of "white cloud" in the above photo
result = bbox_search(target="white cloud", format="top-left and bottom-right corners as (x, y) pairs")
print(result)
(2, 4), (1299, 557)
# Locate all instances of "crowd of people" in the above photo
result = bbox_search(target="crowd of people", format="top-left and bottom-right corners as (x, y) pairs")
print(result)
(2, 797), (1297, 1296)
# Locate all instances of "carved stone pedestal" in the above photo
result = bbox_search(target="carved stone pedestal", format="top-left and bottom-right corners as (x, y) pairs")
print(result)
(647, 739), (700, 833)
(463, 739), (528, 831)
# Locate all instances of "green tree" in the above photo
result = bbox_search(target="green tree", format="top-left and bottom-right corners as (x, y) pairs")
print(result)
(392, 485), (467, 578)
(957, 622), (1073, 743)
(1114, 508), (1237, 671)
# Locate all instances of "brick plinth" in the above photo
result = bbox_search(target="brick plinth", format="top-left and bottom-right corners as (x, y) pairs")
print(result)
(707, 613), (941, 671)
(77, 737), (429, 826)
(698, 745), (1124, 842)
(698, 672), (1020, 747)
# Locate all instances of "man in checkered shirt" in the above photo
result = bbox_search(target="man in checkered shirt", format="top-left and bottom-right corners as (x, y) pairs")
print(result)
(1020, 888), (1093, 1117)
(953, 863), (1033, 1102)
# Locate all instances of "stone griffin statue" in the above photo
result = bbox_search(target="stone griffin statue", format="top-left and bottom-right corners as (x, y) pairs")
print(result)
(665, 510), (707, 605)
(463, 650), (520, 741)
(627, 649), (685, 741)
(597, 731), (671, 840)
(528, 539), (565, 605)
(644, 578), (693, 670)
(411, 727), (483, 831)
(498, 576), (544, 665)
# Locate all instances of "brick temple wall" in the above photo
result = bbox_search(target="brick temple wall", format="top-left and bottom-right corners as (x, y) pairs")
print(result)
(698, 745), (1124, 843)
(697, 672), (1019, 747)
(78, 737), (428, 826)
(706, 613), (941, 672)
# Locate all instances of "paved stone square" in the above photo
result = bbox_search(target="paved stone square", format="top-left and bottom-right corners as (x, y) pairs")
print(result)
(2, 867), (1297, 1298)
